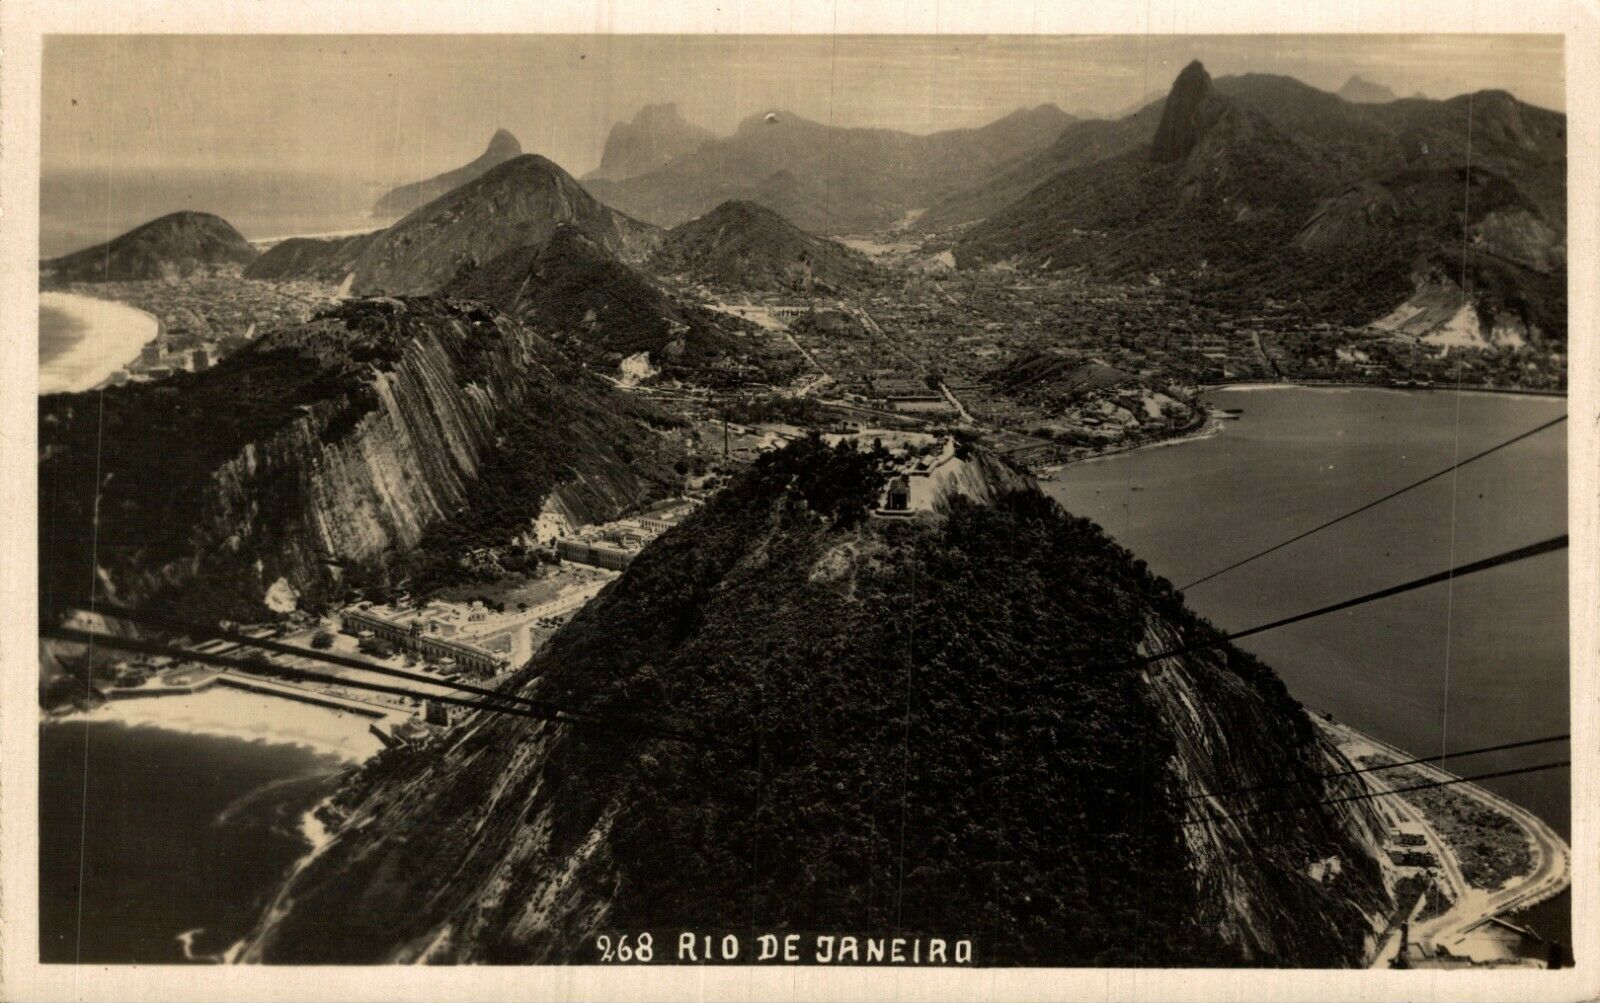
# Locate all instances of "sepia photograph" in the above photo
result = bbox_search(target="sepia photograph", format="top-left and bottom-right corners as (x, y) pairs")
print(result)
(3, 2), (1595, 1000)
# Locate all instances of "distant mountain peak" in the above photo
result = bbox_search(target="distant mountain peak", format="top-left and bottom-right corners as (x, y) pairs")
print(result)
(634, 102), (684, 123)
(1338, 75), (1398, 104)
(257, 150), (661, 295)
(585, 103), (714, 182)
(485, 128), (522, 157)
(1151, 60), (1219, 163)
(372, 128), (526, 218)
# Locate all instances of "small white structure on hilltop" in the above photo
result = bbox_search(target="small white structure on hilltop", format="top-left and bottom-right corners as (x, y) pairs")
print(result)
(871, 438), (1029, 518)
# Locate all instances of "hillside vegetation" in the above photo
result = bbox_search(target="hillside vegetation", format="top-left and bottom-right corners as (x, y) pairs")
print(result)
(243, 438), (1392, 966)
(42, 211), (259, 284)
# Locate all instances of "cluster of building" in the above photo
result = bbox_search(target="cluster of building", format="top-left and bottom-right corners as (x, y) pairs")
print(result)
(341, 600), (509, 676)
(65, 275), (336, 386)
(547, 499), (699, 571)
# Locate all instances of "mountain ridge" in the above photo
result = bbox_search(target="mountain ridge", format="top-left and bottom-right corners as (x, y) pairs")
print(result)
(952, 62), (1567, 340)
(248, 154), (663, 295)
(38, 296), (676, 618)
(583, 104), (1075, 233)
(443, 224), (749, 384)
(647, 199), (878, 293)
(585, 104), (714, 182)
(372, 129), (524, 219)
(42, 211), (259, 284)
(1338, 75), (1398, 104)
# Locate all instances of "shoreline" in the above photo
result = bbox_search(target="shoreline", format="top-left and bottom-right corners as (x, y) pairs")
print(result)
(49, 685), (387, 765)
(1317, 717), (1571, 965)
(1040, 378), (1567, 476)
(1038, 412), (1223, 476)
(1202, 378), (1567, 400)
(249, 225), (383, 250)
(38, 290), (161, 395)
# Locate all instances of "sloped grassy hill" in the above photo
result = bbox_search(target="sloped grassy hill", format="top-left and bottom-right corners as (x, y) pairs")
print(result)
(243, 438), (1392, 966)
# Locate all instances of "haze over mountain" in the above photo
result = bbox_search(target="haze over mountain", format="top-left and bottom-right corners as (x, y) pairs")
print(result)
(954, 61), (1567, 341)
(41, 211), (259, 284)
(1338, 75), (1399, 104)
(647, 200), (878, 293)
(371, 129), (524, 219)
(584, 104), (714, 182)
(248, 154), (662, 295)
(583, 104), (1075, 234)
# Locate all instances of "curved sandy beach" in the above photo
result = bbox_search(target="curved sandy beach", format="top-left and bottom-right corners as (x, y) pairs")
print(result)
(69, 686), (386, 764)
(38, 290), (160, 395)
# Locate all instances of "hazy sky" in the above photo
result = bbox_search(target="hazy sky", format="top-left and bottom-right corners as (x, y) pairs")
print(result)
(43, 34), (1563, 184)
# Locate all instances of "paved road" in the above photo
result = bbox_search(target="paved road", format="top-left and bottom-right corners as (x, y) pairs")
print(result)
(938, 382), (975, 425)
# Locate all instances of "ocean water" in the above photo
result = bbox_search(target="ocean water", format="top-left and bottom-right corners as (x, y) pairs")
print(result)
(1048, 386), (1569, 833)
(38, 720), (346, 963)
(41, 167), (385, 258)
(1047, 386), (1570, 946)
(38, 305), (83, 367)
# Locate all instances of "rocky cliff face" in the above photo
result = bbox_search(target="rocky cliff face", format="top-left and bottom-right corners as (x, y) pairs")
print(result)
(238, 439), (1394, 966)
(1140, 622), (1392, 962)
(1152, 61), (1223, 164)
(38, 298), (669, 618)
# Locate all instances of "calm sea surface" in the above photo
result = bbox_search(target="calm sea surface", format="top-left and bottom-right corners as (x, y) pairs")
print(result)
(38, 721), (344, 963)
(1047, 385), (1569, 943)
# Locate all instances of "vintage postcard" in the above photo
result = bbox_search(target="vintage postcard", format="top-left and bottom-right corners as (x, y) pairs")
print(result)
(2, 1), (1594, 1001)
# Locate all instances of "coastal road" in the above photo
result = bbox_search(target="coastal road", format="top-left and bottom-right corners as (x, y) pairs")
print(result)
(1322, 720), (1571, 959)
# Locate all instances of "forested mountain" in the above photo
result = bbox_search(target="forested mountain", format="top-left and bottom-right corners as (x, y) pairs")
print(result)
(647, 200), (878, 293)
(248, 155), (662, 295)
(42, 211), (259, 284)
(444, 224), (755, 385)
(240, 437), (1394, 966)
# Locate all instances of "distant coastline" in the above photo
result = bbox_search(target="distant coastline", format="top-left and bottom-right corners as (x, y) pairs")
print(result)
(1042, 377), (1567, 474)
(1201, 378), (1568, 400)
(38, 290), (161, 395)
